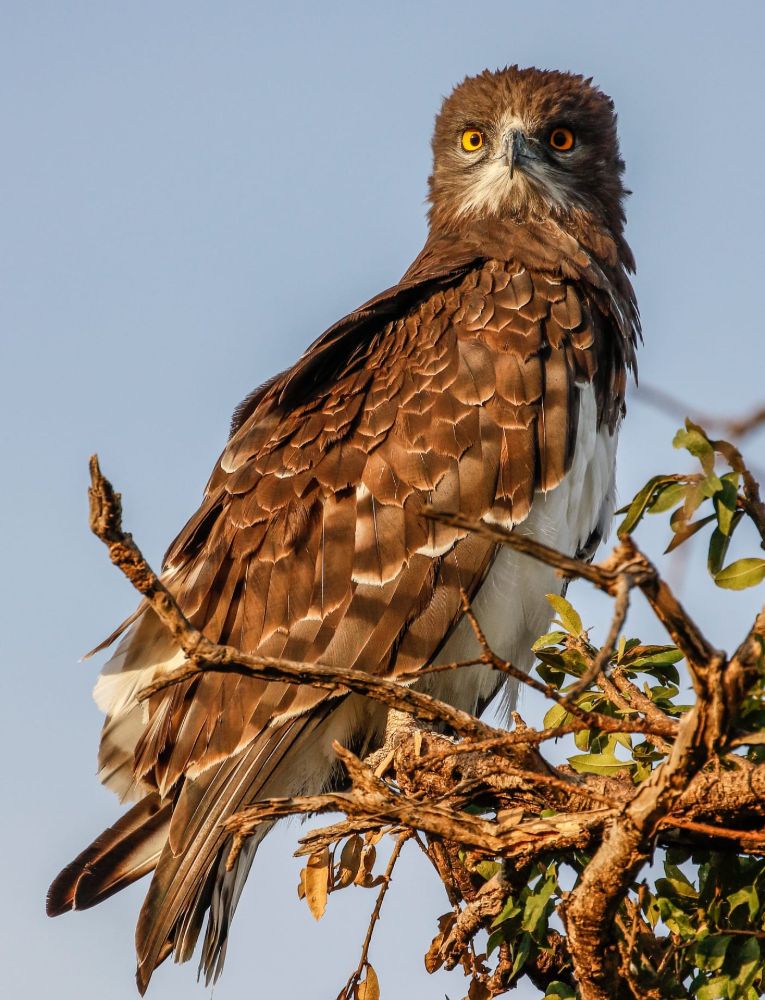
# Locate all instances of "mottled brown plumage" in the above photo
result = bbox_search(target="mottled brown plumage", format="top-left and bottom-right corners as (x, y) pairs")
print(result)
(48, 65), (639, 993)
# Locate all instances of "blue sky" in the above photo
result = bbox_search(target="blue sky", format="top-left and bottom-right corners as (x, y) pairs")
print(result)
(4, 3), (765, 998)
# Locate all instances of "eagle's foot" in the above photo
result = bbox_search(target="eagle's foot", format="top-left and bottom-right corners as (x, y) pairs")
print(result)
(364, 709), (427, 778)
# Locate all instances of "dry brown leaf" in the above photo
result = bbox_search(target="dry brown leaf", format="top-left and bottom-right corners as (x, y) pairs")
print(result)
(355, 844), (377, 886)
(302, 847), (330, 920)
(336, 834), (363, 889)
(356, 963), (380, 1000)
(467, 978), (491, 1000)
(425, 911), (457, 973)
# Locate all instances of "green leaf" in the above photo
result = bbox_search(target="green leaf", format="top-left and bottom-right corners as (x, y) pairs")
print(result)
(616, 634), (627, 662)
(473, 861), (501, 881)
(568, 751), (633, 776)
(708, 527), (731, 576)
(709, 509), (743, 575)
(623, 645), (683, 670)
(532, 630), (567, 651)
(648, 480), (689, 514)
(674, 423), (715, 474)
(486, 927), (504, 956)
(543, 984), (577, 999)
(664, 862), (698, 894)
(573, 728), (591, 751)
(509, 932), (532, 980)
(695, 976), (729, 1000)
(715, 476), (741, 536)
(545, 594), (583, 636)
(491, 895), (521, 929)
(657, 896), (696, 936)
(694, 934), (732, 972)
(714, 558), (765, 590)
(618, 475), (678, 537)
(731, 935), (761, 990)
(543, 703), (571, 730)
(727, 885), (759, 919)
(642, 892), (660, 928)
(700, 470), (724, 498)
(686, 486), (709, 524)
(521, 875), (556, 936)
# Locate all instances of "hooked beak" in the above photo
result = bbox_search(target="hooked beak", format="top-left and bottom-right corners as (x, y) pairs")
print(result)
(505, 129), (527, 179)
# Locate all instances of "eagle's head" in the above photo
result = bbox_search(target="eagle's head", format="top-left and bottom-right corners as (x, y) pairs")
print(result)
(428, 66), (628, 241)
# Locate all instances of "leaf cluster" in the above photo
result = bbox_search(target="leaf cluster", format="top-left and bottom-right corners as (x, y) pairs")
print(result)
(617, 420), (765, 589)
(639, 850), (765, 998)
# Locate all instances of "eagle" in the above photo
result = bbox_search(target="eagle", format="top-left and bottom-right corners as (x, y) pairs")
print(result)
(48, 65), (639, 992)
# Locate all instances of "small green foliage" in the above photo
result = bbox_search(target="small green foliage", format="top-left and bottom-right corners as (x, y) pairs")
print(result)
(637, 854), (765, 997)
(523, 478), (765, 998)
(543, 984), (577, 999)
(618, 475), (687, 537)
(617, 420), (765, 590)
(486, 863), (563, 984)
(534, 623), (682, 776)
(473, 860), (501, 881)
(713, 558), (765, 590)
(545, 594), (583, 637)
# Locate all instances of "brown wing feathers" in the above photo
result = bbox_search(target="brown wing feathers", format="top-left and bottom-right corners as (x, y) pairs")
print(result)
(50, 228), (634, 991)
(47, 795), (171, 917)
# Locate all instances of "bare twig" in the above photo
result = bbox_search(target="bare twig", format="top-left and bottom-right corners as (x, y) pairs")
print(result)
(436, 872), (508, 970)
(337, 831), (410, 1000)
(564, 573), (631, 701)
(635, 383), (765, 441)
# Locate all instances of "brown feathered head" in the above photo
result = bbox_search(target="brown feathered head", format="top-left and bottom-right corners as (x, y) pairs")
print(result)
(428, 66), (628, 242)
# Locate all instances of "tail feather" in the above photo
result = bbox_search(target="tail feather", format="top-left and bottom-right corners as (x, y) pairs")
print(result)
(47, 794), (171, 917)
(135, 713), (322, 995)
(199, 830), (266, 983)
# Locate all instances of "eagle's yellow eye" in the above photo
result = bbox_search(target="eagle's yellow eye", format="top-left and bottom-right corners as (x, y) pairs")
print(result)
(549, 127), (575, 151)
(461, 129), (484, 152)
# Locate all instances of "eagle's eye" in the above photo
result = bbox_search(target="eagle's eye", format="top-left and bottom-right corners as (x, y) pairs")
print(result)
(460, 129), (484, 152)
(549, 127), (575, 152)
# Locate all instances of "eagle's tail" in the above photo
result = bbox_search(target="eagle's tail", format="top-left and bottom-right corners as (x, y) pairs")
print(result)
(133, 712), (326, 994)
(46, 793), (171, 917)
(48, 709), (333, 994)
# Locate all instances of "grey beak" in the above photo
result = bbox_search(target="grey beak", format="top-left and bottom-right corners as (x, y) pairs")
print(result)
(506, 129), (526, 178)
